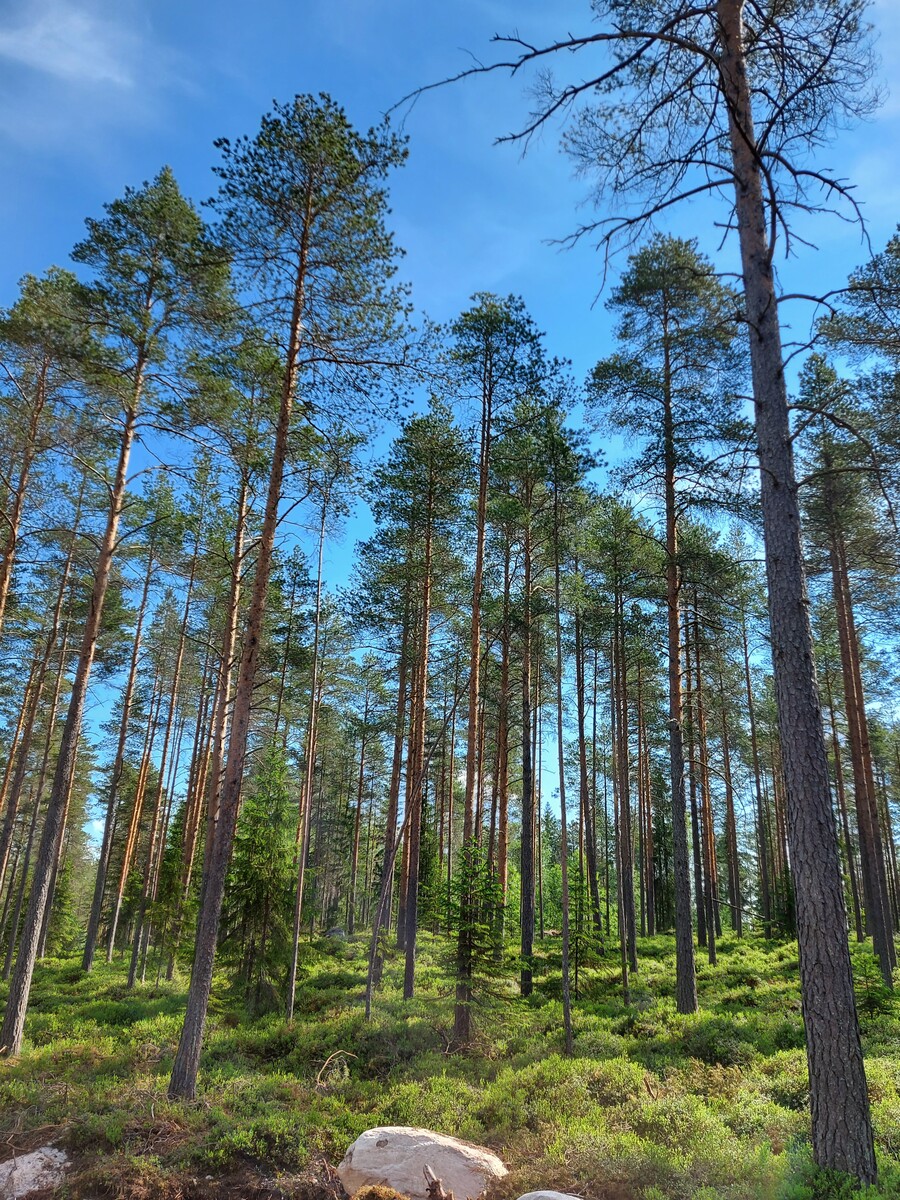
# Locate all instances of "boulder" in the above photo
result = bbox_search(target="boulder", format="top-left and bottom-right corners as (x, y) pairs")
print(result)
(516, 1193), (583, 1200)
(0, 1146), (69, 1198)
(338, 1126), (507, 1200)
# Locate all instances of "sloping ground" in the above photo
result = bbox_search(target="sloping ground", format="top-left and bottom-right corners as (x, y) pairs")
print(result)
(0, 935), (898, 1199)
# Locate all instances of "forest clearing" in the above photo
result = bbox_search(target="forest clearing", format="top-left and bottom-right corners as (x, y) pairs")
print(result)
(1, 1), (900, 1197)
(3, 933), (900, 1199)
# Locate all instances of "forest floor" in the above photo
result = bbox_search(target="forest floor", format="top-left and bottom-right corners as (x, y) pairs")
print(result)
(0, 933), (898, 1200)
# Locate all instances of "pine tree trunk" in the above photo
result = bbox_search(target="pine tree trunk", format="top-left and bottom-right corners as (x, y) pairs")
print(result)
(377, 617), (410, 953)
(718, 671), (742, 936)
(663, 312), (697, 1009)
(166, 646), (215, 979)
(536, 669), (545, 941)
(637, 679), (656, 937)
(0, 360), (49, 641)
(107, 676), (163, 960)
(286, 498), (327, 1021)
(636, 667), (646, 940)
(2, 618), (72, 973)
(0, 664), (39, 868)
(741, 614), (772, 938)
(552, 492), (574, 1054)
(198, 476), (249, 915)
(396, 676), (416, 953)
(614, 597), (637, 973)
(718, 0), (876, 1177)
(347, 686), (370, 936)
(4, 794), (42, 980)
(826, 683), (864, 942)
(575, 607), (604, 936)
(168, 244), (306, 1098)
(0, 480), (84, 897)
(127, 530), (199, 988)
(0, 843), (23, 948)
(0, 631), (62, 900)
(693, 617), (718, 962)
(445, 656), (459, 926)
(684, 616), (707, 948)
(497, 538), (511, 927)
(519, 519), (535, 997)
(82, 548), (153, 972)
(878, 767), (899, 931)
(830, 530), (894, 983)
(404, 492), (433, 999)
(1, 402), (138, 1056)
(454, 381), (492, 1043)
(610, 644), (629, 1004)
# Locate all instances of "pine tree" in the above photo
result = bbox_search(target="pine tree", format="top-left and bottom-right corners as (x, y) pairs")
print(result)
(589, 234), (748, 1012)
(1, 168), (229, 1056)
(169, 95), (407, 1099)
(448, 0), (880, 1175)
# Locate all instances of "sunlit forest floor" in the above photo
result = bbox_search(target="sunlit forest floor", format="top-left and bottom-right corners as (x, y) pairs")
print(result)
(1, 935), (899, 1199)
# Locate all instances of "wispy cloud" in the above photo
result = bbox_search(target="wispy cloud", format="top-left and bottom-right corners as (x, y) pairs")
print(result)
(0, 0), (191, 157)
(0, 0), (139, 88)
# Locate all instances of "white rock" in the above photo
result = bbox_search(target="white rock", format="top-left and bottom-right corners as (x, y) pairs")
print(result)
(516, 1193), (583, 1200)
(0, 1146), (69, 1198)
(337, 1126), (507, 1200)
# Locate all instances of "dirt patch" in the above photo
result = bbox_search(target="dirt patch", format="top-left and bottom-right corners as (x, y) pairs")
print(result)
(60, 1148), (348, 1200)
(0, 1125), (67, 1164)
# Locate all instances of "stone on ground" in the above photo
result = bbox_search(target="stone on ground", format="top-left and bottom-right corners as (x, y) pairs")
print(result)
(516, 1193), (583, 1200)
(338, 1126), (507, 1200)
(0, 1146), (69, 1197)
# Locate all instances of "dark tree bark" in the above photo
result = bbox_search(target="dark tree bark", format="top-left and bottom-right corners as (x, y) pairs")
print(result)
(718, 0), (875, 1176)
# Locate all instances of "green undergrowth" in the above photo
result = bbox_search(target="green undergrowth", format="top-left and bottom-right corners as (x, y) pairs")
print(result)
(1, 934), (899, 1199)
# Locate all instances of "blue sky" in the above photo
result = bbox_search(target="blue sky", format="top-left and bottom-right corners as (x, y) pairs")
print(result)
(4, 0), (899, 382)
(3, 0), (899, 588)
(3, 0), (899, 833)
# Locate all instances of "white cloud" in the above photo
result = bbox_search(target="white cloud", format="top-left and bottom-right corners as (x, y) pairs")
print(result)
(0, 0), (137, 88)
(0, 0), (192, 158)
